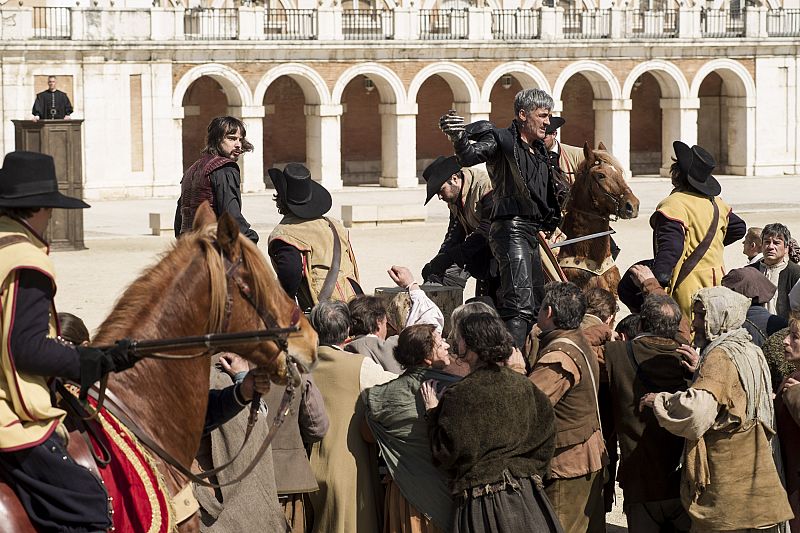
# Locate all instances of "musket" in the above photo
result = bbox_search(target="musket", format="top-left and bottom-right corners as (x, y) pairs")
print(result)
(91, 326), (300, 356)
(548, 229), (616, 249)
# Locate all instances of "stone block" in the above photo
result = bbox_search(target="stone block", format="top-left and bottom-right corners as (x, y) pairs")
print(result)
(342, 205), (378, 227)
(341, 204), (426, 227)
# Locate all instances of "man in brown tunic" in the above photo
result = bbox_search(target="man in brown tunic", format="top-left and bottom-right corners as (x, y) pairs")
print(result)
(530, 282), (607, 533)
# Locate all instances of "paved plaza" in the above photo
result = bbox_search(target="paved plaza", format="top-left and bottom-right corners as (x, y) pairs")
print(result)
(49, 172), (800, 531)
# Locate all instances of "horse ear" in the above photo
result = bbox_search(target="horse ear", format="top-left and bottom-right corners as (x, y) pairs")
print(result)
(583, 142), (592, 161)
(598, 141), (608, 151)
(192, 201), (217, 231)
(217, 212), (240, 256)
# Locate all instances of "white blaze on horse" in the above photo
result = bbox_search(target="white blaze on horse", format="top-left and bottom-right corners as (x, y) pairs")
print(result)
(555, 142), (640, 297)
(1, 202), (318, 532)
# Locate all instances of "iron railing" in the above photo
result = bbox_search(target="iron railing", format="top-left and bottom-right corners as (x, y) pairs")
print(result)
(700, 8), (744, 37)
(263, 9), (317, 39)
(563, 9), (610, 39)
(184, 8), (238, 40)
(628, 9), (678, 37)
(32, 7), (71, 39)
(767, 8), (800, 36)
(342, 9), (394, 39)
(419, 9), (469, 39)
(491, 9), (540, 39)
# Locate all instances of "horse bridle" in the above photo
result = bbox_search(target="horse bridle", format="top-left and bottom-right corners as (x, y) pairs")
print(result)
(570, 160), (630, 222)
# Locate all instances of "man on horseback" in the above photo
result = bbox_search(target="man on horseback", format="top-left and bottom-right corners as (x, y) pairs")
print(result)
(175, 116), (259, 244)
(420, 155), (496, 299)
(439, 89), (562, 347)
(0, 151), (138, 532)
(543, 116), (583, 187)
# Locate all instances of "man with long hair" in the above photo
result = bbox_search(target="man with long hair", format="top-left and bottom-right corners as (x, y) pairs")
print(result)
(175, 116), (259, 243)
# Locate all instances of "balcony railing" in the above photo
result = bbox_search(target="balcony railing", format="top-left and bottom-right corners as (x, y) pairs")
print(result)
(264, 9), (316, 40)
(419, 9), (468, 40)
(628, 9), (678, 38)
(767, 8), (800, 37)
(32, 7), (71, 39)
(491, 9), (540, 39)
(184, 8), (238, 40)
(342, 9), (394, 40)
(563, 9), (610, 39)
(700, 8), (744, 37)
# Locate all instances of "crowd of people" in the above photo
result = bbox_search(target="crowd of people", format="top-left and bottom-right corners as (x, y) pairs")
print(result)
(3, 83), (800, 533)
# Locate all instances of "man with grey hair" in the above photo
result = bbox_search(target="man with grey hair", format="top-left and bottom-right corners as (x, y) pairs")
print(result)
(439, 88), (563, 347)
(307, 300), (396, 533)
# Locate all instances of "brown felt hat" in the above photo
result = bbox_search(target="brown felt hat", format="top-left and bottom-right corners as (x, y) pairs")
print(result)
(721, 267), (777, 305)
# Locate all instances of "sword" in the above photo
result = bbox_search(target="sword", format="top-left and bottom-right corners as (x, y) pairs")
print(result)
(548, 229), (616, 249)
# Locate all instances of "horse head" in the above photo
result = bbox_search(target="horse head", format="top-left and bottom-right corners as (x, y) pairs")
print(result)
(572, 142), (640, 221)
(189, 202), (318, 383)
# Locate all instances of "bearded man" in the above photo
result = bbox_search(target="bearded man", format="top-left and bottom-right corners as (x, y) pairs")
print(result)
(440, 89), (562, 347)
(420, 155), (495, 298)
(641, 286), (793, 532)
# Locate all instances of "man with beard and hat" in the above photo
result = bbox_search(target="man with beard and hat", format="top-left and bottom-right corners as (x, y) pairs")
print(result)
(641, 286), (793, 532)
(543, 116), (584, 187)
(650, 141), (746, 320)
(268, 163), (362, 312)
(175, 116), (259, 244)
(0, 151), (139, 531)
(439, 88), (563, 347)
(420, 155), (496, 298)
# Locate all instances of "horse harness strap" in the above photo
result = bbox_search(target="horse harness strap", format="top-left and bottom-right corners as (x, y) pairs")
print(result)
(88, 377), (298, 489)
(558, 255), (616, 276)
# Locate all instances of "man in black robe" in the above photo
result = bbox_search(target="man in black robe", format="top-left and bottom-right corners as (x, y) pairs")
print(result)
(32, 76), (73, 121)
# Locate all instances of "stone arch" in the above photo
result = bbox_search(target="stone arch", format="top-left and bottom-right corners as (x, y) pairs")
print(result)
(172, 63), (252, 112)
(689, 58), (755, 101)
(254, 63), (330, 106)
(407, 62), (481, 104)
(332, 63), (406, 105)
(622, 60), (689, 100)
(552, 60), (622, 102)
(480, 62), (551, 101)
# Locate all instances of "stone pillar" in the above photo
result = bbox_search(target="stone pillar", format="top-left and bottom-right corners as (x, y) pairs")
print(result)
(305, 104), (344, 190)
(539, 7), (563, 40)
(0, 58), (29, 156)
(467, 7), (493, 40)
(659, 97), (700, 176)
(150, 8), (182, 40)
(393, 6), (420, 40)
(721, 96), (755, 175)
(70, 7), (86, 40)
(238, 6), (264, 40)
(593, 98), (632, 177)
(151, 60), (183, 197)
(379, 103), (418, 188)
(678, 6), (702, 39)
(317, 6), (343, 40)
(744, 6), (767, 38)
(453, 101), (492, 123)
(609, 7), (626, 39)
(82, 56), (117, 197)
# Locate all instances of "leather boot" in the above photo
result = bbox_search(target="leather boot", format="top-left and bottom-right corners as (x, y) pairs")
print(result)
(505, 316), (531, 349)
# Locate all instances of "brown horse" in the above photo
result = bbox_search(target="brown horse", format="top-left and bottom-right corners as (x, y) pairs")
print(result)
(2, 203), (318, 532)
(558, 142), (640, 297)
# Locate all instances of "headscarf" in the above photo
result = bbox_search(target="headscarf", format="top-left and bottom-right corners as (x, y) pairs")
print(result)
(693, 286), (775, 430)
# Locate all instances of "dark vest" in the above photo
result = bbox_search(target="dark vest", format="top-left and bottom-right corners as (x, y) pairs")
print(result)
(539, 329), (600, 448)
(605, 337), (688, 503)
(179, 154), (236, 234)
(264, 376), (319, 494)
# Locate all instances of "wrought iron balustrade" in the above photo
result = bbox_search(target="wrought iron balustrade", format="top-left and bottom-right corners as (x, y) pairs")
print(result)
(342, 9), (394, 40)
(264, 9), (317, 39)
(419, 8), (468, 40)
(491, 9), (540, 39)
(563, 8), (610, 39)
(700, 8), (744, 38)
(184, 8), (238, 40)
(33, 7), (71, 39)
(628, 9), (678, 38)
(767, 8), (800, 37)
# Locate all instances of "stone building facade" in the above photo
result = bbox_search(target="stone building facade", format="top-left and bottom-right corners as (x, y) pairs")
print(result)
(2, 1), (800, 198)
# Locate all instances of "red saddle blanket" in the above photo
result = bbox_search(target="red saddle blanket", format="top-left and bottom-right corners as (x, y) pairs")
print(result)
(69, 389), (176, 533)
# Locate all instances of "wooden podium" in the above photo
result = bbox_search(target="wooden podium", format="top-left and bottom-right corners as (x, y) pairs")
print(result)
(12, 119), (85, 250)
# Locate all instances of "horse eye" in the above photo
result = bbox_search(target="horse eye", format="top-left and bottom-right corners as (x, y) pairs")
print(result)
(594, 160), (601, 166)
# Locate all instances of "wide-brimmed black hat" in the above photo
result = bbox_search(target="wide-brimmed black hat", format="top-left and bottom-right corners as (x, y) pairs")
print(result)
(423, 155), (461, 205)
(267, 163), (331, 219)
(0, 151), (89, 209)
(545, 116), (565, 135)
(673, 141), (721, 197)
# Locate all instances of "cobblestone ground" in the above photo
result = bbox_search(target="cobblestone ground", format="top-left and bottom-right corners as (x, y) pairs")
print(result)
(50, 175), (800, 531)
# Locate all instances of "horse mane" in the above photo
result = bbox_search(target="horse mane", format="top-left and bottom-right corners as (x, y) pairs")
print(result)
(237, 229), (284, 319)
(94, 225), (228, 341)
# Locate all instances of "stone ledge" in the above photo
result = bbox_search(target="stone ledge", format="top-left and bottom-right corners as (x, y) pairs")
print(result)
(342, 204), (427, 228)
